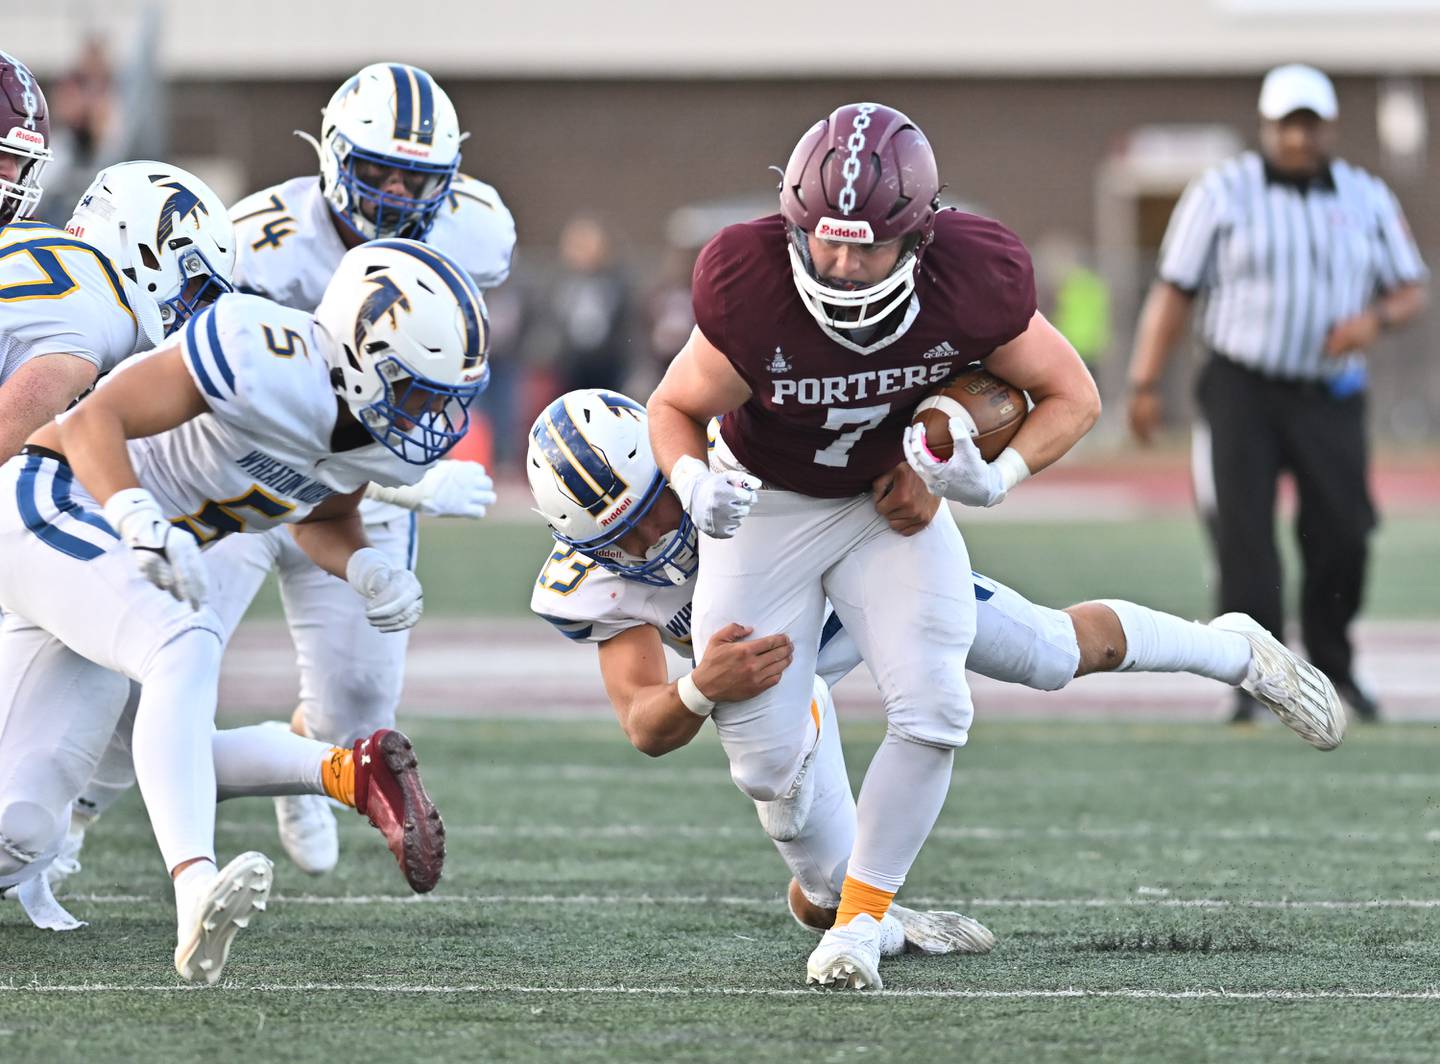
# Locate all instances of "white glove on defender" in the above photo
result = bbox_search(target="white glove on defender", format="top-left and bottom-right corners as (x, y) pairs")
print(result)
(667, 454), (760, 539)
(346, 547), (424, 632)
(364, 462), (497, 519)
(103, 488), (209, 610)
(902, 418), (1030, 508)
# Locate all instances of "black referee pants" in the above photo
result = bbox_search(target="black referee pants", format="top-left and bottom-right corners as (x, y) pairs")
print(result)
(1194, 355), (1376, 685)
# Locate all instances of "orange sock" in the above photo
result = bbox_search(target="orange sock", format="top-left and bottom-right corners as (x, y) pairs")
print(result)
(320, 747), (355, 808)
(834, 875), (896, 927)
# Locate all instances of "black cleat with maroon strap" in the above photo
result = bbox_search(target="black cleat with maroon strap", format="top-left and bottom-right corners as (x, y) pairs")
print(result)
(353, 729), (446, 893)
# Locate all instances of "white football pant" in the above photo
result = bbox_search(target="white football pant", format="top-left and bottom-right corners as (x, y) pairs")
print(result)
(0, 455), (228, 877)
(202, 511), (416, 745)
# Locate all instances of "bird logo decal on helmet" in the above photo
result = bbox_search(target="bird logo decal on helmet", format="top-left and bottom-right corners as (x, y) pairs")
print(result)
(354, 272), (412, 351)
(152, 178), (209, 247)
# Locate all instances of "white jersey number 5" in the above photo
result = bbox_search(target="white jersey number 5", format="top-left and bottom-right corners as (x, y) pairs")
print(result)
(813, 403), (891, 468)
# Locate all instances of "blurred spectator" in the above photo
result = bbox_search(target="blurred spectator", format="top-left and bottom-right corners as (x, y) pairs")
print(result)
(1035, 231), (1111, 367)
(550, 214), (634, 393)
(635, 244), (698, 398)
(38, 38), (116, 223)
(473, 274), (538, 474)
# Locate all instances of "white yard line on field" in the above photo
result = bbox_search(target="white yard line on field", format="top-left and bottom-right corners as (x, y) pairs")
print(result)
(2, 983), (1439, 1001)
(56, 892), (1440, 910)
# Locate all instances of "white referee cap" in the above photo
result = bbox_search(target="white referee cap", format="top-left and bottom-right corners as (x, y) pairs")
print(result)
(1259, 64), (1338, 121)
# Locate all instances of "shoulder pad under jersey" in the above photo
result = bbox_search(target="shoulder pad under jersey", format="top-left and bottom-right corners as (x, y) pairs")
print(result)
(0, 221), (140, 378)
(230, 177), (338, 310)
(530, 544), (643, 644)
(179, 292), (328, 434)
(427, 174), (516, 291)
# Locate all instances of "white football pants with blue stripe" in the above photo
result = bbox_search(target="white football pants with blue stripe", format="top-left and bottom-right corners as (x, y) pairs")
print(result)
(0, 454), (228, 881)
(61, 511), (418, 833)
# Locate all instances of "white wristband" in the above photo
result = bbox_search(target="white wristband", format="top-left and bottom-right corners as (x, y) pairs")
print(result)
(993, 447), (1032, 494)
(345, 546), (389, 593)
(102, 487), (162, 539)
(676, 672), (716, 718)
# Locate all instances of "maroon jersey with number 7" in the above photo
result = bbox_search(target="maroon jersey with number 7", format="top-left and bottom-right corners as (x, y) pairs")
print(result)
(692, 210), (1036, 498)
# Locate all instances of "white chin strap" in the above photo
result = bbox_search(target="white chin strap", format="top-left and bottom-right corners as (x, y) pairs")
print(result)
(787, 242), (917, 333)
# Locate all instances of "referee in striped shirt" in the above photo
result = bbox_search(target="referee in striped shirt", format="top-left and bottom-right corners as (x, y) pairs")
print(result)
(1127, 63), (1428, 723)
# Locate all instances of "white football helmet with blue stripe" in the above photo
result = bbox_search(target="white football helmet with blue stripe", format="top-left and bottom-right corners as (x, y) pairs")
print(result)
(316, 238), (490, 465)
(526, 389), (699, 588)
(306, 63), (462, 242)
(65, 160), (235, 338)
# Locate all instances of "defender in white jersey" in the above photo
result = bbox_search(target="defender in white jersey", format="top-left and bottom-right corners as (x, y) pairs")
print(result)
(203, 63), (515, 876)
(0, 239), (489, 981)
(0, 160), (234, 459)
(527, 390), (1345, 961)
(0, 159), (236, 928)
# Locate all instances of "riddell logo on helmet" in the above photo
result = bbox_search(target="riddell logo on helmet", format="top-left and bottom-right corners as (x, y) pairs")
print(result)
(815, 217), (874, 243)
(5, 126), (43, 148)
(393, 143), (431, 158)
(598, 496), (634, 527)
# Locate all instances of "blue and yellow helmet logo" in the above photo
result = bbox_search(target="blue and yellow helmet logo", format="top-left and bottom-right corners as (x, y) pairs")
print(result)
(354, 271), (412, 350)
(152, 177), (209, 247)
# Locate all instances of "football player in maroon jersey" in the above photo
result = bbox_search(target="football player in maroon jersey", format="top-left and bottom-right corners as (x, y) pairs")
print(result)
(0, 50), (49, 227)
(647, 102), (1102, 989)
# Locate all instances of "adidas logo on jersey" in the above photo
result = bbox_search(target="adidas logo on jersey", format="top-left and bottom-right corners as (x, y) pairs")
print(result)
(921, 340), (961, 360)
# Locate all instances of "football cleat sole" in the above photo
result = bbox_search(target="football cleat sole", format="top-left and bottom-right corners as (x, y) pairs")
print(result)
(1210, 613), (1346, 751)
(805, 913), (886, 991)
(362, 730), (446, 894)
(174, 852), (273, 985)
(806, 956), (882, 991)
(890, 903), (996, 955)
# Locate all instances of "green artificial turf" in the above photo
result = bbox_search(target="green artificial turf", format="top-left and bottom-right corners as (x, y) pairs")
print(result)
(5, 719), (1440, 1063)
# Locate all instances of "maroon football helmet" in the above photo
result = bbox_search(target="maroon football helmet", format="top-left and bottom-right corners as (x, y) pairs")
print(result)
(779, 103), (940, 336)
(0, 51), (50, 225)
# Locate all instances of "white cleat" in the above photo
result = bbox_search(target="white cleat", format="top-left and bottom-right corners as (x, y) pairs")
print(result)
(174, 852), (273, 985)
(806, 912), (885, 990)
(890, 902), (996, 955)
(1210, 612), (1346, 750)
(274, 794), (338, 875)
(877, 911), (906, 958)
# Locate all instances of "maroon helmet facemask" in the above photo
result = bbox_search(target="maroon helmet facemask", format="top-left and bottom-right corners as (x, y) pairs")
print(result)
(779, 102), (940, 337)
(0, 51), (51, 226)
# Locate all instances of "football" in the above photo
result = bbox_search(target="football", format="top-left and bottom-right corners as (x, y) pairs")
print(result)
(911, 367), (1028, 461)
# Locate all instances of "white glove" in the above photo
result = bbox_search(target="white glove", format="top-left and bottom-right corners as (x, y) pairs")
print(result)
(902, 418), (1030, 508)
(346, 547), (424, 632)
(667, 454), (760, 539)
(364, 462), (497, 519)
(103, 488), (209, 610)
